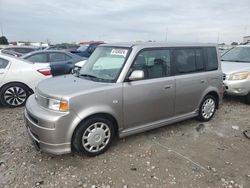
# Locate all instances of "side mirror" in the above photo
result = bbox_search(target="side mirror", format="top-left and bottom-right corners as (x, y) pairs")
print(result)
(129, 70), (144, 81)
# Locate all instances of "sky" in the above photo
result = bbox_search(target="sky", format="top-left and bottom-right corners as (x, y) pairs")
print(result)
(0, 0), (250, 44)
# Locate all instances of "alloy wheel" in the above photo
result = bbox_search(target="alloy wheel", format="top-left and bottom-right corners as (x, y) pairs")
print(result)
(4, 86), (27, 106)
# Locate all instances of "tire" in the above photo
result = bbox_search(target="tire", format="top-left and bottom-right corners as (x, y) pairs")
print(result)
(72, 117), (115, 157)
(246, 93), (250, 105)
(198, 95), (217, 122)
(0, 83), (30, 107)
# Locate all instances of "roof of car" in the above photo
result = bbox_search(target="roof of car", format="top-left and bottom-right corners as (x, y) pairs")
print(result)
(22, 50), (70, 57)
(101, 42), (217, 48)
(237, 44), (250, 47)
(79, 41), (104, 45)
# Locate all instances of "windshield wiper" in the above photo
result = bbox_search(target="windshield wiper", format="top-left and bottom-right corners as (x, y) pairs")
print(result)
(79, 74), (113, 82)
(79, 74), (98, 79)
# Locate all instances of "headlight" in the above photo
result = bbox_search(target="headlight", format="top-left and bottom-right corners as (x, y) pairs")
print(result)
(228, 71), (249, 80)
(48, 98), (69, 112)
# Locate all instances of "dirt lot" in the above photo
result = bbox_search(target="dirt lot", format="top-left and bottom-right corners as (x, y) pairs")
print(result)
(0, 97), (250, 188)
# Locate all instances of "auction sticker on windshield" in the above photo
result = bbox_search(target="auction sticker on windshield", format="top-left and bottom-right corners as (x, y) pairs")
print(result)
(110, 49), (128, 57)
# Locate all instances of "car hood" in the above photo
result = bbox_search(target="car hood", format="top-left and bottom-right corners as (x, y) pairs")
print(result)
(221, 61), (250, 74)
(36, 74), (113, 99)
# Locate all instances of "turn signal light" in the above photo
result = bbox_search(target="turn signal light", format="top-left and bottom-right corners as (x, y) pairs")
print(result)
(59, 101), (69, 112)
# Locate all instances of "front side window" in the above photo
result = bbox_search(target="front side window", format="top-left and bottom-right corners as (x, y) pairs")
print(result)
(79, 47), (130, 82)
(130, 49), (171, 79)
(26, 53), (48, 63)
(174, 48), (205, 74)
(221, 47), (250, 63)
(0, 58), (9, 69)
(49, 52), (69, 62)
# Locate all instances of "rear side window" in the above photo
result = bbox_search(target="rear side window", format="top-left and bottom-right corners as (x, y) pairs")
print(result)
(174, 48), (205, 74)
(0, 58), (9, 69)
(26, 53), (48, 63)
(205, 47), (218, 71)
(49, 52), (71, 62)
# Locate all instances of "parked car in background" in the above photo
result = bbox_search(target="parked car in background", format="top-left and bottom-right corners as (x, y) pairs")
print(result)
(0, 54), (51, 107)
(221, 45), (250, 104)
(45, 44), (79, 51)
(70, 41), (104, 58)
(22, 50), (87, 76)
(3, 46), (37, 55)
(71, 59), (87, 74)
(25, 42), (223, 156)
(0, 49), (23, 57)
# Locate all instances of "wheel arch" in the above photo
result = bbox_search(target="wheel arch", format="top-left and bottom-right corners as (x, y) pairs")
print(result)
(0, 81), (34, 95)
(70, 112), (119, 148)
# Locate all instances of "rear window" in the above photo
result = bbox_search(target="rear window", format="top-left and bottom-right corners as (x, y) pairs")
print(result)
(0, 58), (9, 69)
(205, 47), (218, 71)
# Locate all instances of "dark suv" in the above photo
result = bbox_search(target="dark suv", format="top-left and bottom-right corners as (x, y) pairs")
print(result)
(70, 41), (104, 58)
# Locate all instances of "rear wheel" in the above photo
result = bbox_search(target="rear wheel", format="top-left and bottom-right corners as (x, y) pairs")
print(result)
(198, 95), (217, 122)
(0, 83), (29, 107)
(72, 117), (115, 157)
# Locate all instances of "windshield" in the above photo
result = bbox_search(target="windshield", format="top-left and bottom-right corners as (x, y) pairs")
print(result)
(221, 47), (250, 62)
(79, 46), (130, 82)
(77, 44), (90, 52)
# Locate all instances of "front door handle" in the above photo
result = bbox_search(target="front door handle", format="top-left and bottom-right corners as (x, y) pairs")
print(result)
(164, 85), (172, 89)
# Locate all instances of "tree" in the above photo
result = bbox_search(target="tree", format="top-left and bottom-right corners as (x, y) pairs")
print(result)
(0, 36), (9, 44)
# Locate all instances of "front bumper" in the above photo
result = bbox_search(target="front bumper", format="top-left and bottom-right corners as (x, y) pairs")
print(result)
(223, 79), (250, 96)
(24, 95), (80, 155)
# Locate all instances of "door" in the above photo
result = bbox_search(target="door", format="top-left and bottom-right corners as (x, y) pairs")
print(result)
(0, 58), (10, 85)
(48, 52), (73, 76)
(123, 48), (175, 129)
(174, 48), (207, 115)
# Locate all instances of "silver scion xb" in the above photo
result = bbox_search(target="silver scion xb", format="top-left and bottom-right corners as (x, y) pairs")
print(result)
(221, 45), (250, 104)
(24, 42), (223, 156)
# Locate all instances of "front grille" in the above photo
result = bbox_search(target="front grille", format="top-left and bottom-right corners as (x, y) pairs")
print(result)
(36, 92), (49, 108)
(223, 73), (226, 80)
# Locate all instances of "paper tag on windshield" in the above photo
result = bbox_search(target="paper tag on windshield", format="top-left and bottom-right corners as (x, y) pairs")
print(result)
(110, 49), (128, 57)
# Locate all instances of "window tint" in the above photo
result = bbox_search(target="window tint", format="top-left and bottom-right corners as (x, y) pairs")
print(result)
(206, 47), (218, 70)
(130, 49), (171, 79)
(174, 48), (205, 74)
(26, 53), (47, 63)
(49, 53), (68, 62)
(0, 58), (9, 69)
(9, 48), (34, 54)
(195, 49), (205, 71)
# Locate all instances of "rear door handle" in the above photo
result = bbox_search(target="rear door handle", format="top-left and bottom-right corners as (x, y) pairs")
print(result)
(164, 85), (172, 89)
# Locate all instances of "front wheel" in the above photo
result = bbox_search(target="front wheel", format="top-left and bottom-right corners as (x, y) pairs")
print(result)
(0, 83), (29, 107)
(198, 95), (217, 122)
(72, 117), (115, 157)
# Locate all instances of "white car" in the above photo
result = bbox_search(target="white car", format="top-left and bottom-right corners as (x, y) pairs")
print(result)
(0, 54), (51, 107)
(71, 59), (87, 74)
(221, 45), (250, 104)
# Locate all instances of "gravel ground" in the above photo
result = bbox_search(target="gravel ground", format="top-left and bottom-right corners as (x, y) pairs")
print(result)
(0, 97), (250, 188)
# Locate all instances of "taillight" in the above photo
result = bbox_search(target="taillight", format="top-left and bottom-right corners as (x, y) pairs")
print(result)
(37, 68), (51, 76)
